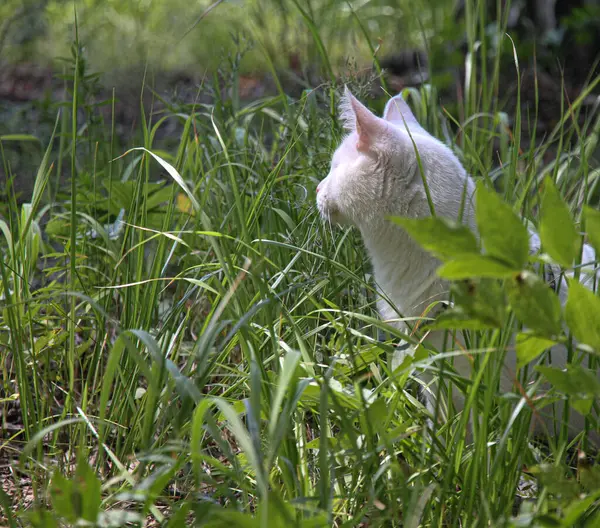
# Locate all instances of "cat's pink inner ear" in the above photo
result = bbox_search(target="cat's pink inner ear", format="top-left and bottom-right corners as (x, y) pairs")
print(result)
(348, 92), (383, 151)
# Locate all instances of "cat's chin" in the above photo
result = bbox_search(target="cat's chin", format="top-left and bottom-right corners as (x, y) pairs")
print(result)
(319, 209), (352, 227)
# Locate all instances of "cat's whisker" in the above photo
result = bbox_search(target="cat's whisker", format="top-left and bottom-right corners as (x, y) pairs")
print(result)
(327, 216), (335, 240)
(290, 204), (316, 235)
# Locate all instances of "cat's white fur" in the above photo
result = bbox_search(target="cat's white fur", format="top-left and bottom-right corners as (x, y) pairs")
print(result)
(317, 86), (599, 444)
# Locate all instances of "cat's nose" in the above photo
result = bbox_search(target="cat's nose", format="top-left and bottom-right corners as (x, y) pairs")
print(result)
(316, 184), (321, 194)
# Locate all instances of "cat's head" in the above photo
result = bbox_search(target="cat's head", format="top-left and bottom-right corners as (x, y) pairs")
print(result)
(316, 87), (445, 229)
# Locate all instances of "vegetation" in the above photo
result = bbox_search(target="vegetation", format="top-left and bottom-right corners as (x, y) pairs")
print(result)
(0, 0), (454, 73)
(1, 0), (600, 526)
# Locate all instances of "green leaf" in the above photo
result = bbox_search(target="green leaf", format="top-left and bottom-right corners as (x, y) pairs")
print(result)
(299, 380), (361, 411)
(73, 460), (101, 522)
(437, 256), (516, 279)
(26, 509), (58, 528)
(565, 280), (600, 351)
(201, 507), (265, 527)
(268, 350), (301, 441)
(572, 398), (594, 417)
(451, 278), (506, 327)
(427, 309), (498, 330)
(529, 464), (580, 501)
(47, 460), (101, 523)
(515, 333), (557, 369)
(0, 134), (41, 142)
(536, 365), (600, 398)
(391, 344), (429, 377)
(358, 396), (390, 439)
(0, 487), (17, 528)
(212, 397), (266, 496)
(390, 216), (479, 261)
(124, 147), (201, 212)
(475, 182), (530, 269)
(45, 216), (70, 237)
(505, 271), (562, 336)
(426, 278), (506, 331)
(50, 473), (77, 522)
(540, 177), (580, 267)
(562, 492), (600, 527)
(583, 206), (600, 256)
(184, 278), (220, 295)
(164, 504), (192, 528)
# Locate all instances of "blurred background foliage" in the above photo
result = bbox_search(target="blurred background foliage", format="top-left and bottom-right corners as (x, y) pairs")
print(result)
(1, 0), (598, 125)
(1, 0), (452, 74)
(1, 0), (599, 81)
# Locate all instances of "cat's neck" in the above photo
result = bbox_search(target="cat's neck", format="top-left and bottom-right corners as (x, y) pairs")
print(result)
(361, 221), (446, 319)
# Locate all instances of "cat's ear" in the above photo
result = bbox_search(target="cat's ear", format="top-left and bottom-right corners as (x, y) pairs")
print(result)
(383, 94), (424, 133)
(340, 86), (386, 151)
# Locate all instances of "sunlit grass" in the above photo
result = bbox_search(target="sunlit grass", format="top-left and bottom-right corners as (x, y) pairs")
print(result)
(1, 0), (600, 526)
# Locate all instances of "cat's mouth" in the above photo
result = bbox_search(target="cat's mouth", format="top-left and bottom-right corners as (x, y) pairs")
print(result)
(317, 200), (349, 226)
(317, 199), (336, 222)
(316, 183), (353, 226)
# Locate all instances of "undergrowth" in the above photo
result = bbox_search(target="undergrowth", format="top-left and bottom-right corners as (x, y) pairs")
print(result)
(1, 1), (600, 526)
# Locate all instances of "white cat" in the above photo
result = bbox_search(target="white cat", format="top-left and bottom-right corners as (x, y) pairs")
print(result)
(316, 86), (599, 444)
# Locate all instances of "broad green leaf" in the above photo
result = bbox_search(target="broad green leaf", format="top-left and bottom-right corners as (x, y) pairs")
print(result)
(565, 280), (600, 351)
(144, 184), (177, 210)
(334, 344), (384, 375)
(26, 510), (58, 528)
(73, 460), (101, 522)
(364, 397), (388, 435)
(572, 398), (594, 417)
(299, 515), (332, 527)
(427, 309), (498, 330)
(540, 177), (580, 267)
(505, 271), (562, 336)
(584, 206), (600, 256)
(299, 380), (361, 411)
(562, 491), (600, 527)
(50, 473), (77, 522)
(515, 333), (557, 369)
(475, 182), (529, 269)
(437, 256), (515, 279)
(45, 216), (70, 237)
(536, 365), (600, 397)
(451, 278), (506, 327)
(390, 216), (479, 260)
(427, 278), (506, 331)
(529, 464), (580, 501)
(164, 504), (192, 528)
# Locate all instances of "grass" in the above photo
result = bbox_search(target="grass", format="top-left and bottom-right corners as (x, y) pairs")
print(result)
(1, 1), (600, 526)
